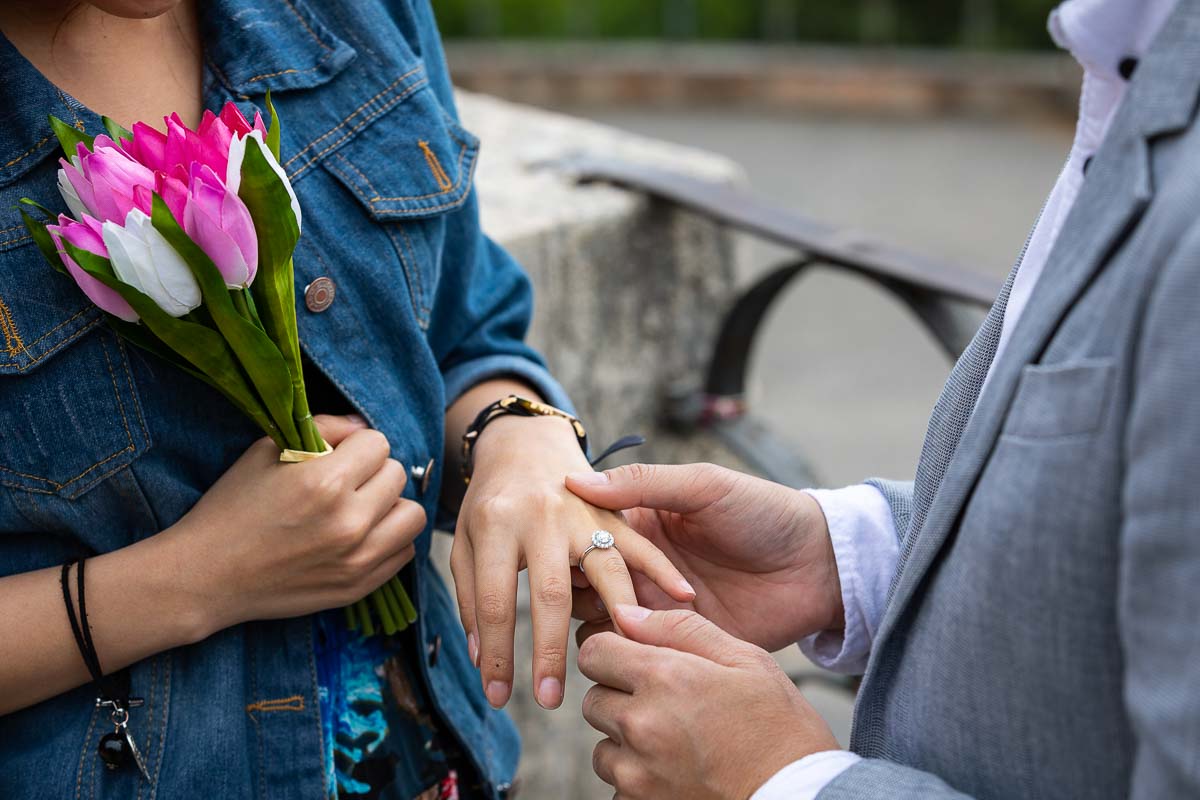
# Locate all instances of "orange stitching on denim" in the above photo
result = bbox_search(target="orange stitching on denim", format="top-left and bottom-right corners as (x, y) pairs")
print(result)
(0, 224), (30, 235)
(245, 695), (305, 714)
(100, 335), (136, 455)
(0, 233), (33, 248)
(330, 153), (380, 197)
(0, 308), (94, 365)
(283, 0), (332, 52)
(4, 134), (52, 168)
(75, 701), (100, 800)
(287, 78), (432, 182)
(244, 64), (324, 85)
(369, 141), (470, 201)
(283, 64), (424, 169)
(1, 313), (101, 370)
(418, 141), (453, 191)
(396, 223), (431, 317)
(288, 78), (431, 180)
(0, 296), (27, 358)
(152, 655), (171, 788)
(383, 224), (427, 323)
(116, 338), (151, 444)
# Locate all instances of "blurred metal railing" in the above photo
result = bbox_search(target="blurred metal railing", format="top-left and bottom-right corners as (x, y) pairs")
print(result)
(551, 154), (1000, 490)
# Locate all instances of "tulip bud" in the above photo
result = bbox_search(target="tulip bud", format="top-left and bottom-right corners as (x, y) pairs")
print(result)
(46, 214), (139, 322)
(184, 163), (259, 288)
(102, 209), (201, 318)
(226, 130), (302, 233)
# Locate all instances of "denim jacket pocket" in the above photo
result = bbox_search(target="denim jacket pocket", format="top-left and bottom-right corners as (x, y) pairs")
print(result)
(1000, 358), (1116, 442)
(0, 245), (150, 499)
(319, 84), (480, 328)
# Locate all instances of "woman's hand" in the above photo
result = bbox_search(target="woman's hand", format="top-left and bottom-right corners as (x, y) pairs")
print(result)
(565, 463), (843, 653)
(451, 416), (695, 711)
(167, 414), (426, 635)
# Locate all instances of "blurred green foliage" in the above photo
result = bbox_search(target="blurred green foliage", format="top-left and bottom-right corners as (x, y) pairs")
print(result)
(433, 0), (1058, 50)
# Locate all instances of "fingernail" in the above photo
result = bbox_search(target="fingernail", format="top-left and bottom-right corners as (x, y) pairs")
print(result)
(537, 677), (563, 709)
(346, 414), (367, 426)
(486, 681), (511, 708)
(679, 578), (696, 597)
(467, 632), (478, 667)
(615, 604), (652, 621)
(567, 471), (609, 485)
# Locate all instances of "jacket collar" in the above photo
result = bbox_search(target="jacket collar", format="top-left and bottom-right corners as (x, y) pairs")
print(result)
(0, 0), (354, 188)
(868, 0), (1200, 686)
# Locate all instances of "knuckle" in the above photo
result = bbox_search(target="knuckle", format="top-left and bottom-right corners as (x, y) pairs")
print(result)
(577, 631), (613, 670)
(476, 591), (513, 628)
(622, 462), (657, 485)
(534, 576), (572, 608)
(534, 642), (567, 671)
(472, 495), (520, 527)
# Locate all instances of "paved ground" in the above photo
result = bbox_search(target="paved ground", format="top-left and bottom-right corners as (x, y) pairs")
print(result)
(552, 106), (1074, 744)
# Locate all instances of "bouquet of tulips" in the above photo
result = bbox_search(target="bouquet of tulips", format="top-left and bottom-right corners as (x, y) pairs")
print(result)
(20, 98), (415, 636)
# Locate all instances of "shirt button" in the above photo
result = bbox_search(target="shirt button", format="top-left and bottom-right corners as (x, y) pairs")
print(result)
(304, 277), (336, 312)
(410, 457), (435, 495)
(427, 634), (442, 667)
(1118, 57), (1138, 80)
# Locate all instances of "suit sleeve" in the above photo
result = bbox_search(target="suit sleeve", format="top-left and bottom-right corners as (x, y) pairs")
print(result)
(1118, 218), (1200, 798)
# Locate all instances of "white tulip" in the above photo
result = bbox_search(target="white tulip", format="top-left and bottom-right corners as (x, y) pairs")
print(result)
(57, 157), (91, 220)
(102, 209), (202, 318)
(226, 130), (302, 234)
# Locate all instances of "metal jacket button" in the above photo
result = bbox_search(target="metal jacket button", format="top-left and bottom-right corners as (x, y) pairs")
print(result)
(410, 457), (435, 495)
(304, 277), (335, 312)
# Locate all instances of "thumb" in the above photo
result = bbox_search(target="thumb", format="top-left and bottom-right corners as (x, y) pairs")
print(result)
(313, 413), (368, 447)
(565, 462), (723, 514)
(612, 605), (743, 666)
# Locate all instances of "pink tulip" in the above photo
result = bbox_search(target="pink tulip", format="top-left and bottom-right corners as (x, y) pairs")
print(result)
(59, 136), (155, 224)
(46, 214), (139, 322)
(120, 104), (266, 184)
(184, 163), (258, 287)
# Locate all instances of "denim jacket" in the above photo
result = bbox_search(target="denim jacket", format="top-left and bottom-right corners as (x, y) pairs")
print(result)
(0, 2), (570, 797)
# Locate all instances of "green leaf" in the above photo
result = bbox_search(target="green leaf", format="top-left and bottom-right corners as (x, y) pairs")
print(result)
(61, 242), (287, 449)
(20, 210), (66, 275)
(102, 116), (133, 143)
(264, 90), (282, 161)
(49, 115), (93, 157)
(18, 197), (57, 221)
(237, 129), (321, 451)
(148, 194), (303, 449)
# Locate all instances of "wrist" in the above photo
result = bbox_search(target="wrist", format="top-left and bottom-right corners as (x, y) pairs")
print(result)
(790, 490), (845, 634)
(473, 412), (590, 470)
(142, 521), (229, 644)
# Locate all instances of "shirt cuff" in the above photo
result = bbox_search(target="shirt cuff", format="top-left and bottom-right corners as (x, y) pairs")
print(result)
(442, 353), (576, 416)
(752, 751), (863, 800)
(798, 484), (900, 675)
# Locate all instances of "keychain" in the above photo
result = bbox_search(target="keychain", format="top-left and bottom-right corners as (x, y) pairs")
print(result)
(96, 697), (150, 781)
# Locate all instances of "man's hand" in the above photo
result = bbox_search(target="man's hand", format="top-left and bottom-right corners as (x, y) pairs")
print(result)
(566, 463), (843, 652)
(579, 605), (840, 800)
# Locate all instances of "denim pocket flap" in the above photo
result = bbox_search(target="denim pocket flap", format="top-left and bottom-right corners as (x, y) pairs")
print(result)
(320, 87), (480, 221)
(1002, 358), (1115, 440)
(0, 252), (149, 498)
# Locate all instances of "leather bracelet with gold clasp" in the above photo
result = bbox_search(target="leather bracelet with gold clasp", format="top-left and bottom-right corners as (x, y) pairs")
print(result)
(461, 395), (589, 485)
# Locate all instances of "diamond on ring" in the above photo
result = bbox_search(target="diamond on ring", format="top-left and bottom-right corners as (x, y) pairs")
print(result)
(591, 530), (615, 549)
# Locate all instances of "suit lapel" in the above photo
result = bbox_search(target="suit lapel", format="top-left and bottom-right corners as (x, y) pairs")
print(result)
(867, 0), (1200, 682)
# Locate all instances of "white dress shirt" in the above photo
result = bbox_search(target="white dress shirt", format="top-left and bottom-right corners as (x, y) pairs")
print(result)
(752, 1), (1180, 797)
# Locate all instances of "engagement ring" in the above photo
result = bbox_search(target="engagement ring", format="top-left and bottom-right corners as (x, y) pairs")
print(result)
(578, 529), (616, 578)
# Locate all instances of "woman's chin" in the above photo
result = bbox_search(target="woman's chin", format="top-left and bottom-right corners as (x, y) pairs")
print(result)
(85, 0), (185, 19)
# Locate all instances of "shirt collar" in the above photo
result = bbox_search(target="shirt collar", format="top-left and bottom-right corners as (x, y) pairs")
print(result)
(0, 0), (354, 188)
(1049, 0), (1179, 78)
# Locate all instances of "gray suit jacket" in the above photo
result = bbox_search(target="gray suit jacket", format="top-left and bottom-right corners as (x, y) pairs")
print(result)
(822, 3), (1200, 798)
